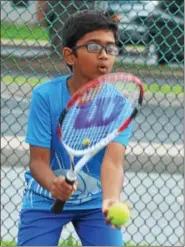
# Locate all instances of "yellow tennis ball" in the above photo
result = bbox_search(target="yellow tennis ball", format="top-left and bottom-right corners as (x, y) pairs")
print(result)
(108, 202), (130, 226)
(82, 138), (91, 146)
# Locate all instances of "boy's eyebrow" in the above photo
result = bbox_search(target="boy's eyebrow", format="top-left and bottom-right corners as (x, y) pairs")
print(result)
(85, 39), (116, 44)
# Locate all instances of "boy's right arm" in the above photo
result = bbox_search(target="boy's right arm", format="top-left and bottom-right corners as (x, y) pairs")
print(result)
(27, 88), (76, 201)
(29, 145), (76, 201)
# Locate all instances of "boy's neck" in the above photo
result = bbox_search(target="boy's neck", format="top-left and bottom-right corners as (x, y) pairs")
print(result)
(67, 75), (89, 96)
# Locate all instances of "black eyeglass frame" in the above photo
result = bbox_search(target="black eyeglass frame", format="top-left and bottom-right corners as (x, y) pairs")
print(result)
(71, 43), (119, 56)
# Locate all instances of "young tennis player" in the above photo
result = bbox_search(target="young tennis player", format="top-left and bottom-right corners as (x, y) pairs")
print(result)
(17, 10), (133, 246)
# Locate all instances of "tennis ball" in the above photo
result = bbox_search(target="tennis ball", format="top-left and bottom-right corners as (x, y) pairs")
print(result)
(82, 138), (91, 146)
(108, 202), (130, 226)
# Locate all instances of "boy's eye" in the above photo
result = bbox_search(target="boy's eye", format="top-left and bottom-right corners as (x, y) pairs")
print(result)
(107, 45), (116, 51)
(88, 44), (101, 51)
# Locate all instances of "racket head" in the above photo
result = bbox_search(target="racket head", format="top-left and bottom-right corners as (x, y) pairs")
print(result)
(58, 72), (144, 156)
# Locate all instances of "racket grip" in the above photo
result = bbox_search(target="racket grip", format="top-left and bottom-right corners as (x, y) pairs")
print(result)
(51, 199), (66, 214)
(51, 174), (76, 214)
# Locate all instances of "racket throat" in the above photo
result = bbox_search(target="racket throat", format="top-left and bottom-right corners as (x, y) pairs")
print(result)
(66, 170), (77, 184)
(67, 154), (77, 183)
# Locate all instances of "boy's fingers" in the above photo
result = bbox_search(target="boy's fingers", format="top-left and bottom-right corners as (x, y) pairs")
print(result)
(105, 217), (111, 225)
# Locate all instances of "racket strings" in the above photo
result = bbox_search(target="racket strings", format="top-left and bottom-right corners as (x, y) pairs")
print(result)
(113, 80), (140, 105)
(97, 74), (141, 104)
(62, 83), (135, 150)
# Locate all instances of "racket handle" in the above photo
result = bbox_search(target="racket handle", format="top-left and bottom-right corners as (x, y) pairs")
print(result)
(51, 199), (66, 214)
(51, 173), (76, 214)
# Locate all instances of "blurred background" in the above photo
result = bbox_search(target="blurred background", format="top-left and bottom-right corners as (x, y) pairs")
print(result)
(1, 0), (184, 246)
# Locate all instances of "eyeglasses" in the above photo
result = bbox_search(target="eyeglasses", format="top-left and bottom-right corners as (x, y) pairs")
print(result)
(72, 43), (119, 56)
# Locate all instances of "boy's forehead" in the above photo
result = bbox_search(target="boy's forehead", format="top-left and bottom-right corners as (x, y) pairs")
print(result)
(78, 30), (115, 43)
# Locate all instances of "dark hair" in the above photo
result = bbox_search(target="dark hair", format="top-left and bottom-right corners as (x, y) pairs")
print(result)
(62, 10), (118, 69)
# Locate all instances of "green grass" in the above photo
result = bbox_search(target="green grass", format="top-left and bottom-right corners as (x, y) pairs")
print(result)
(1, 75), (184, 95)
(1, 75), (50, 86)
(115, 60), (183, 73)
(0, 241), (16, 246)
(0, 239), (148, 246)
(1, 22), (49, 41)
(144, 83), (184, 95)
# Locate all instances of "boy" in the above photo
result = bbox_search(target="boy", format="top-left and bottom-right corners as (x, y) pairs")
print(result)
(17, 10), (133, 246)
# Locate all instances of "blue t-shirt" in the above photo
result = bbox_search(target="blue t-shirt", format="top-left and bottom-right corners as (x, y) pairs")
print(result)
(22, 75), (133, 210)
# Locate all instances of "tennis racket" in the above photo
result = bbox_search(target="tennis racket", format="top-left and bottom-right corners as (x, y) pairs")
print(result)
(51, 72), (144, 214)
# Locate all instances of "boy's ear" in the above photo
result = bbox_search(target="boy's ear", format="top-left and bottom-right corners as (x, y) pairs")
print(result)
(62, 47), (75, 67)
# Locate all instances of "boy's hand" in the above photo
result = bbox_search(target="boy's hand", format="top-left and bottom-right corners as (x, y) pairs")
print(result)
(102, 198), (123, 229)
(51, 176), (77, 201)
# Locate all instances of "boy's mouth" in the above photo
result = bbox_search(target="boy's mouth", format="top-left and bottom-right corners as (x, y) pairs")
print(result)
(98, 66), (108, 74)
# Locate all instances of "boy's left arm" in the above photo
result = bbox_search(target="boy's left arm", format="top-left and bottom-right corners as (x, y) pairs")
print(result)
(101, 141), (126, 226)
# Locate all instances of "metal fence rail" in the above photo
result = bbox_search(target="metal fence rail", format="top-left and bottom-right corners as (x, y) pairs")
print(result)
(1, 1), (184, 246)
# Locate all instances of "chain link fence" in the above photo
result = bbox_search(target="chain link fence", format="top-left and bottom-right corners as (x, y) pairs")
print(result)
(1, 0), (184, 246)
